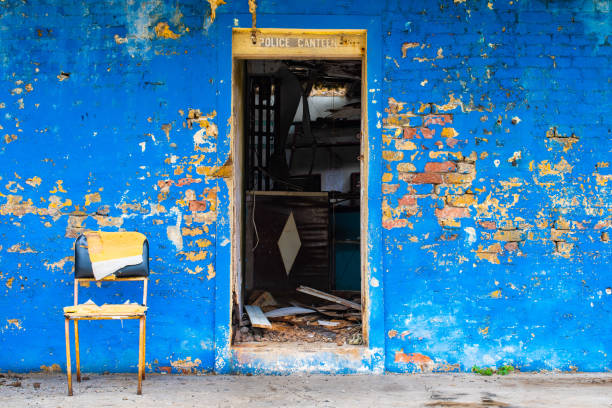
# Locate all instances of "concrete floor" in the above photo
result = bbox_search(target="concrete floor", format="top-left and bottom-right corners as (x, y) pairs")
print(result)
(0, 372), (610, 407)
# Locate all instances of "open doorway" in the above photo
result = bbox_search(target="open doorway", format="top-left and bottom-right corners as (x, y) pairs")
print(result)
(232, 58), (365, 347)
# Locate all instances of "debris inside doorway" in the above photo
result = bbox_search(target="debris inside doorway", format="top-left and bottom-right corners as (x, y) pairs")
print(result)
(234, 58), (364, 348)
(235, 289), (363, 346)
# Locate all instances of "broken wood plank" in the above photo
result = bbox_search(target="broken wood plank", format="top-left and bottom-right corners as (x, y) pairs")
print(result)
(317, 304), (350, 311)
(317, 320), (340, 327)
(244, 305), (272, 328)
(296, 286), (361, 310)
(251, 291), (278, 308)
(264, 306), (315, 318)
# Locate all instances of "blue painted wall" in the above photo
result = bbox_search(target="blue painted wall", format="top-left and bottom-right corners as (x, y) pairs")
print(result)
(0, 0), (609, 374)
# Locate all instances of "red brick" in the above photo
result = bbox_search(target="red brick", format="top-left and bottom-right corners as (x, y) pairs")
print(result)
(382, 184), (399, 194)
(425, 161), (457, 173)
(157, 180), (173, 189)
(423, 114), (453, 126)
(420, 127), (435, 139)
(189, 200), (207, 212)
(383, 219), (409, 229)
(446, 138), (459, 148)
(435, 206), (469, 219)
(176, 177), (202, 186)
(479, 221), (497, 230)
(411, 172), (443, 184)
(398, 194), (417, 206)
(403, 127), (417, 139)
(504, 242), (519, 252)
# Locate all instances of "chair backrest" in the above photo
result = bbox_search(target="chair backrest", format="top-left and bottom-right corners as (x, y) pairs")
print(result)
(74, 234), (149, 279)
(73, 234), (149, 306)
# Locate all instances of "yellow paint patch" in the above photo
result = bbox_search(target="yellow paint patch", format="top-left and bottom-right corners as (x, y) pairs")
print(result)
(25, 176), (41, 187)
(40, 363), (61, 373)
(170, 357), (201, 373)
(49, 180), (67, 194)
(181, 251), (208, 261)
(6, 277), (14, 289)
(182, 227), (204, 236)
(382, 151), (403, 161)
(395, 139), (417, 150)
(155, 22), (180, 39)
(207, 263), (215, 280)
(6, 319), (22, 329)
(489, 289), (502, 298)
(382, 173), (393, 182)
(207, 0), (226, 22)
(187, 265), (203, 275)
(196, 238), (212, 248)
(594, 173), (611, 186)
(538, 158), (573, 177)
(474, 243), (502, 264)
(84, 192), (101, 207)
(441, 127), (458, 138)
(397, 162), (416, 172)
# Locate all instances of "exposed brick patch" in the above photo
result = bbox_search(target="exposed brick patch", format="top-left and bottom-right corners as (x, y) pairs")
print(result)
(383, 151), (404, 161)
(504, 242), (519, 252)
(421, 127), (435, 139)
(446, 194), (476, 207)
(157, 180), (173, 192)
(474, 243), (503, 264)
(189, 200), (207, 212)
(435, 206), (469, 219)
(446, 138), (459, 148)
(403, 127), (435, 139)
(444, 173), (475, 184)
(423, 114), (453, 126)
(398, 194), (417, 206)
(407, 172), (444, 184)
(493, 229), (525, 242)
(456, 162), (475, 174)
(176, 177), (202, 186)
(479, 221), (497, 230)
(383, 218), (409, 229)
(425, 161), (457, 173)
(383, 184), (400, 194)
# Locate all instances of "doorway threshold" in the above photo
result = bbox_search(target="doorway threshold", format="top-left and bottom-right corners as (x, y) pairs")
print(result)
(230, 342), (376, 374)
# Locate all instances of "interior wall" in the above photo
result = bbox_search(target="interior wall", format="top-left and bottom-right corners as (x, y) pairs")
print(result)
(0, 0), (609, 373)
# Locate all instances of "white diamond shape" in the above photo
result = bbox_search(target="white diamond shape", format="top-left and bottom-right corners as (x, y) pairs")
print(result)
(277, 212), (301, 276)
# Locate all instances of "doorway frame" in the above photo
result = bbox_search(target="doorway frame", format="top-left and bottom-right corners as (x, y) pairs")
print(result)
(213, 14), (384, 373)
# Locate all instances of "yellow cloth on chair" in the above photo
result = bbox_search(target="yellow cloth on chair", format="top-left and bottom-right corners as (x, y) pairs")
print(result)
(85, 232), (146, 280)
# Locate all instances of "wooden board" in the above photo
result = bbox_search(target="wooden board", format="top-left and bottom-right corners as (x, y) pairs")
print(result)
(245, 305), (272, 328)
(264, 306), (315, 318)
(233, 29), (366, 60)
(297, 285), (362, 310)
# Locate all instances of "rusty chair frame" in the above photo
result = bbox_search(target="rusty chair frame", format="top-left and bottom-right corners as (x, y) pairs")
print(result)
(64, 276), (148, 395)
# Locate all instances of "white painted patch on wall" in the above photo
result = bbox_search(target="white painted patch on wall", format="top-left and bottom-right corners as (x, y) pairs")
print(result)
(370, 277), (379, 287)
(464, 227), (476, 245)
(166, 206), (183, 250)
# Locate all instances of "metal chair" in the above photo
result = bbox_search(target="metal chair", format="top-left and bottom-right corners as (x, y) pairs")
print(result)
(63, 233), (149, 395)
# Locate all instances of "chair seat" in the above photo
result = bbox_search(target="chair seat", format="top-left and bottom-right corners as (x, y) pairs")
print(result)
(64, 304), (147, 319)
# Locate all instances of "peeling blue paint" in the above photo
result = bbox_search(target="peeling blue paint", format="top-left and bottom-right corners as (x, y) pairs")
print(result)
(0, 0), (610, 374)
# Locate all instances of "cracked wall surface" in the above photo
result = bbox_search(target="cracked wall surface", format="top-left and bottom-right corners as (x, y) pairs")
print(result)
(0, 0), (610, 373)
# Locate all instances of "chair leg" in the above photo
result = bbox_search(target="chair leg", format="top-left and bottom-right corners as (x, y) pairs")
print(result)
(142, 318), (146, 381)
(74, 320), (81, 382)
(137, 317), (144, 395)
(64, 318), (73, 396)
